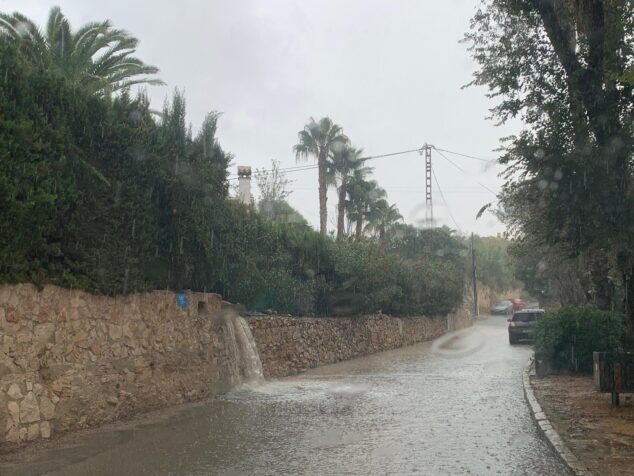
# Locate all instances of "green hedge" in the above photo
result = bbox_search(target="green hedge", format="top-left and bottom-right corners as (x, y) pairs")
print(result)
(534, 306), (625, 373)
(241, 231), (466, 317)
(0, 41), (466, 317)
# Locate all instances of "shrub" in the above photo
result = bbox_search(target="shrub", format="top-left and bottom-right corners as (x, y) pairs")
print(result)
(535, 306), (625, 373)
(328, 240), (399, 315)
(249, 269), (316, 316)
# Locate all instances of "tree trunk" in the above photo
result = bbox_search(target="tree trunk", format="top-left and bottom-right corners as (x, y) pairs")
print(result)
(355, 214), (363, 238)
(336, 182), (346, 240)
(589, 251), (613, 310)
(625, 272), (634, 349)
(318, 150), (328, 236)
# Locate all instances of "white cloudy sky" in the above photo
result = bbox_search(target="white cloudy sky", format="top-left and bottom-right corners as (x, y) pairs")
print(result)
(2, 0), (519, 236)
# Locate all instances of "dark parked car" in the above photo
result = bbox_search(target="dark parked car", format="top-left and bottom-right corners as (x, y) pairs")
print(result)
(508, 309), (545, 344)
(490, 300), (514, 315)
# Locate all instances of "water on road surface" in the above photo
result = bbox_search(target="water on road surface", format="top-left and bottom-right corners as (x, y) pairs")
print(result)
(1, 317), (571, 475)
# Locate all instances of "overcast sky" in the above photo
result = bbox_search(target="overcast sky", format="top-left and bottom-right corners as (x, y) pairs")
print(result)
(2, 0), (519, 236)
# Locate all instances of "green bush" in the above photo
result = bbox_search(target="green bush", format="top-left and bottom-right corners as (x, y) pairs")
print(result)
(535, 306), (625, 373)
(328, 240), (398, 315)
(249, 269), (317, 316)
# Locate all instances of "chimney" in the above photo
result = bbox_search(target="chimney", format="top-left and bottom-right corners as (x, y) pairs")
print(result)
(237, 166), (252, 205)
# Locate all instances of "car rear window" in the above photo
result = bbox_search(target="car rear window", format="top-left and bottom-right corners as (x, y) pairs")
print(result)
(495, 300), (512, 306)
(512, 312), (542, 322)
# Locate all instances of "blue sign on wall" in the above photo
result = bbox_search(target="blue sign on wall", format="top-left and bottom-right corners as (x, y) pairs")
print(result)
(176, 292), (188, 308)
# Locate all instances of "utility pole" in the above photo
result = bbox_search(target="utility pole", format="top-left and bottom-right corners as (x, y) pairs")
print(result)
(424, 144), (433, 226)
(471, 232), (479, 317)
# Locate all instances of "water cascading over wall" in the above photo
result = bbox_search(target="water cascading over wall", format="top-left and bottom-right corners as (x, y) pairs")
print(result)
(223, 313), (264, 387)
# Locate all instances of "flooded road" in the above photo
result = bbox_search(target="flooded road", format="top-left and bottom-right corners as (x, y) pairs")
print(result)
(1, 317), (570, 475)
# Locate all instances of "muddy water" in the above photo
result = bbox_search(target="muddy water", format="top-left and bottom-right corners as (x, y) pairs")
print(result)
(1, 318), (570, 475)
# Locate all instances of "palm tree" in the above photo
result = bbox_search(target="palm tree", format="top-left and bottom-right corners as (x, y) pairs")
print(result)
(293, 117), (348, 236)
(365, 199), (403, 246)
(347, 179), (385, 238)
(0, 6), (163, 95)
(327, 145), (371, 240)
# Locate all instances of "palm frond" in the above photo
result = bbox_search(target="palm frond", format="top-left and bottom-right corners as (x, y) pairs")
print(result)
(110, 77), (165, 93)
(70, 21), (111, 66)
(2, 8), (163, 95)
(46, 6), (72, 62)
(11, 12), (46, 45)
(0, 14), (22, 39)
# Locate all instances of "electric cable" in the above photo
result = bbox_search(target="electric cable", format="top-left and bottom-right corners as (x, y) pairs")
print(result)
(433, 147), (497, 163)
(431, 165), (463, 233)
(432, 147), (498, 196)
(228, 145), (498, 180)
(228, 147), (425, 180)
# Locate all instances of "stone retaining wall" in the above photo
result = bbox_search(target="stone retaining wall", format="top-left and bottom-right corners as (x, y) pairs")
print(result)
(248, 306), (472, 378)
(0, 283), (233, 450)
(0, 283), (472, 449)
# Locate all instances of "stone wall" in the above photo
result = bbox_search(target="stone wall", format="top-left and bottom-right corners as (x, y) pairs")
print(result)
(248, 306), (472, 378)
(0, 283), (236, 450)
(0, 283), (473, 449)
(447, 303), (473, 333)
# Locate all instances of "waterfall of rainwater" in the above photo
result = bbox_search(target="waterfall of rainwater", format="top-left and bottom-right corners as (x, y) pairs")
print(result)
(224, 314), (264, 387)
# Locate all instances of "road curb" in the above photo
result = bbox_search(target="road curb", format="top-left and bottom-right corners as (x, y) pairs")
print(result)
(522, 357), (594, 476)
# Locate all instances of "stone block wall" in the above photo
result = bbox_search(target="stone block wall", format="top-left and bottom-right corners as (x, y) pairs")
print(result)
(248, 307), (472, 378)
(0, 283), (473, 449)
(447, 303), (473, 332)
(0, 284), (234, 449)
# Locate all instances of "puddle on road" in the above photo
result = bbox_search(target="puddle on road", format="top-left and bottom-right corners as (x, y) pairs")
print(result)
(431, 327), (486, 357)
(223, 379), (374, 404)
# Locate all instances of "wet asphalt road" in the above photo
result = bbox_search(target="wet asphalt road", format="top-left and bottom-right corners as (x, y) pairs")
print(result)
(1, 316), (571, 475)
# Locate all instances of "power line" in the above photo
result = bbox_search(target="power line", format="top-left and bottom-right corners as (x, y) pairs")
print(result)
(431, 165), (463, 233)
(227, 145), (501, 196)
(360, 147), (424, 161)
(254, 164), (317, 173)
(433, 147), (498, 196)
(228, 164), (316, 180)
(434, 147), (497, 163)
(227, 147), (426, 180)
(228, 145), (496, 180)
(228, 163), (318, 180)
(292, 186), (491, 194)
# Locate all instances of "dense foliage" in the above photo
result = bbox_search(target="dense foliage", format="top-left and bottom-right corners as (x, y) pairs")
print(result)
(0, 41), (231, 294)
(473, 236), (520, 293)
(0, 41), (466, 316)
(535, 307), (625, 373)
(466, 0), (634, 330)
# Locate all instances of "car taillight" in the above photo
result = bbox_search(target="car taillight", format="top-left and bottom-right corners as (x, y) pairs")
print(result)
(509, 321), (516, 327)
